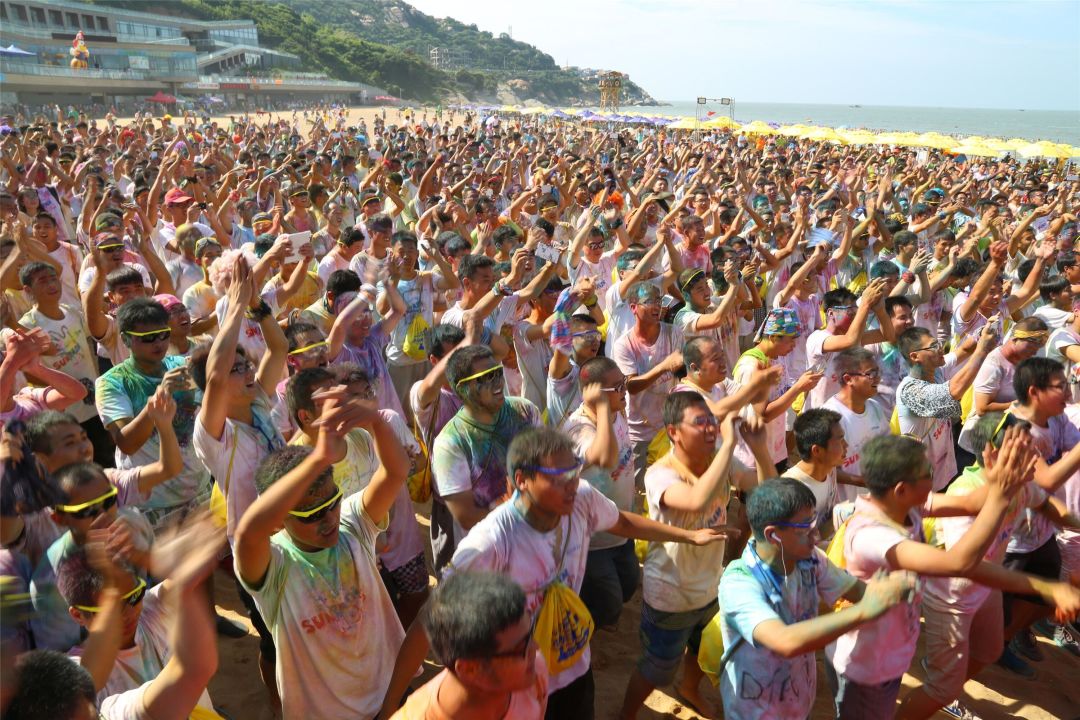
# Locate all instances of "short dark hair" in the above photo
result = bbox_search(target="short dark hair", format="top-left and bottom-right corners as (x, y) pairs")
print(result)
(56, 545), (106, 608)
(366, 213), (393, 235)
(425, 571), (527, 670)
(18, 260), (55, 287)
(834, 347), (875, 384)
(746, 478), (816, 540)
(116, 298), (167, 335)
(492, 225), (519, 246)
(5, 649), (96, 720)
(427, 323), (465, 361)
(579, 356), (618, 387)
(1039, 274), (1069, 302)
(326, 269), (361, 298)
(391, 230), (418, 248)
(1056, 250), (1078, 273)
(254, 444), (330, 495)
(823, 287), (857, 310)
(25, 410), (80, 454)
(870, 260), (900, 279)
(892, 230), (918, 251)
(286, 366), (335, 426)
(683, 336), (719, 372)
(457, 253), (494, 283)
(1013, 357), (1064, 405)
(52, 462), (108, 499)
(951, 257), (979, 280)
(663, 390), (708, 428)
(794, 409), (842, 461)
(105, 266), (144, 291)
(190, 340), (247, 391)
(332, 363), (371, 387)
(861, 435), (927, 497)
(284, 321), (322, 351)
(445, 345), (494, 396)
(506, 427), (575, 479)
(898, 326), (933, 362)
(884, 295), (913, 317)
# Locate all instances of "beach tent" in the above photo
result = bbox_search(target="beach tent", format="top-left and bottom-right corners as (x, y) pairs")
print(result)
(147, 92), (176, 104)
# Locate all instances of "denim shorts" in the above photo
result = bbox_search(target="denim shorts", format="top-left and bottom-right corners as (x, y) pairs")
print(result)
(637, 599), (718, 686)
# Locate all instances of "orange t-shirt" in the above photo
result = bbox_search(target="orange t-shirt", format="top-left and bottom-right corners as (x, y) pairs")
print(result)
(390, 651), (549, 720)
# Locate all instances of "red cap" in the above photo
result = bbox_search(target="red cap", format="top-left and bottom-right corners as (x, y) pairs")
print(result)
(164, 187), (194, 206)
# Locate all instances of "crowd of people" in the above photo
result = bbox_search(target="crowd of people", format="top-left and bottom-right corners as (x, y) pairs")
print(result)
(0, 100), (1078, 720)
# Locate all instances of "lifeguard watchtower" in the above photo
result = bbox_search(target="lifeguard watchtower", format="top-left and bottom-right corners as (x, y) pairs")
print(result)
(598, 72), (624, 111)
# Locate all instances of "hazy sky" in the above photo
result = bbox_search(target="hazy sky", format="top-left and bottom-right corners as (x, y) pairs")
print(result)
(405, 0), (1079, 111)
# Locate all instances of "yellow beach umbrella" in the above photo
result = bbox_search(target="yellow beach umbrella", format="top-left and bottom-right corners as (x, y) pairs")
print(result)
(913, 132), (955, 149)
(839, 130), (877, 146)
(665, 118), (698, 129)
(950, 143), (1001, 157)
(774, 124), (807, 137)
(740, 119), (777, 135)
(799, 126), (841, 142)
(702, 116), (738, 129)
(1018, 141), (1076, 159)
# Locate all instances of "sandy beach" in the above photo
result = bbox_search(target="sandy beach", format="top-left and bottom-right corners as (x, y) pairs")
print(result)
(205, 508), (1080, 720)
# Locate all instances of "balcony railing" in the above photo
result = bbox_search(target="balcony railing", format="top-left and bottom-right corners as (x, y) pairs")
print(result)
(0, 61), (152, 81)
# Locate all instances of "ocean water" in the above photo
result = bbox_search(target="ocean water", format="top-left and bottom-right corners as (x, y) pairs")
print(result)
(622, 101), (1080, 146)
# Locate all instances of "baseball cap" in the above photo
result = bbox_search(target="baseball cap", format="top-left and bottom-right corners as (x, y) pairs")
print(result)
(164, 187), (194, 206)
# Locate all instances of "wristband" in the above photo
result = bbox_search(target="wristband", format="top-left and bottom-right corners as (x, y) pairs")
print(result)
(247, 299), (273, 321)
(583, 295), (598, 308)
(608, 217), (624, 230)
(493, 279), (513, 297)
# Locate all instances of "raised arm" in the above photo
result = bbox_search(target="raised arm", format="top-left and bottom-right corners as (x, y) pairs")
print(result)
(198, 254), (253, 440)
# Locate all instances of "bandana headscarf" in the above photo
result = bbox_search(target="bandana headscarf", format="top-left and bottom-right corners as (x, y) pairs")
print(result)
(759, 307), (802, 339)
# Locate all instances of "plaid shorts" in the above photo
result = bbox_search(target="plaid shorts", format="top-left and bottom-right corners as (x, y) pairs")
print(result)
(379, 553), (429, 598)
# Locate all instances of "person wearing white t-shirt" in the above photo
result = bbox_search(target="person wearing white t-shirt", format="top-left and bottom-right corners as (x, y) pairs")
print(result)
(1046, 310), (1080, 404)
(956, 318), (1047, 454)
(619, 393), (770, 720)
(3, 515), (224, 720)
(566, 223), (621, 313)
(546, 278), (606, 428)
(612, 282), (685, 486)
(382, 427), (733, 720)
(950, 239), (1047, 347)
(673, 263), (746, 368)
(803, 280), (892, 411)
(563, 358), (636, 629)
(732, 307), (823, 475)
(826, 433), (1080, 718)
(782, 409), (846, 537)
(234, 392), (411, 720)
(440, 250), (559, 342)
(59, 555), (215, 713)
(1033, 274), (1073, 331)
(603, 234), (678, 360)
(823, 348), (889, 502)
(896, 323), (995, 491)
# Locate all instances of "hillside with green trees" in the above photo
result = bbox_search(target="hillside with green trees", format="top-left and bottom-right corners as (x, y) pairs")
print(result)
(89, 0), (656, 105)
